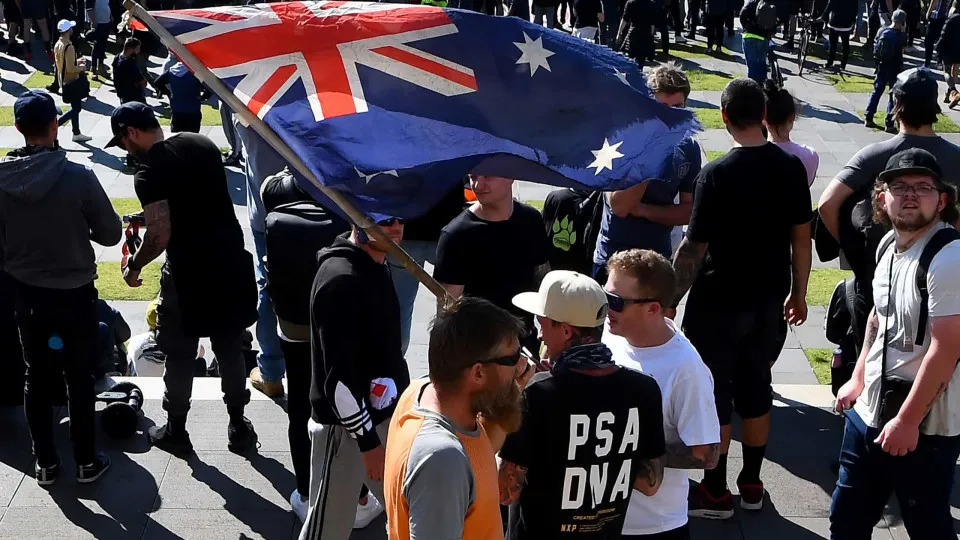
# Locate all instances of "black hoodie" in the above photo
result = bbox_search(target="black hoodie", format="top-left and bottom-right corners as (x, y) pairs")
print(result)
(309, 235), (410, 452)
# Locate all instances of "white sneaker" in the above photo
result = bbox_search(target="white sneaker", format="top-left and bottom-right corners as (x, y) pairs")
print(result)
(72, 134), (92, 143)
(289, 490), (307, 523)
(353, 494), (384, 529)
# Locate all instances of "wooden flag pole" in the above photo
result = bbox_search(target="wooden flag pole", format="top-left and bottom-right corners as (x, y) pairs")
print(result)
(123, 0), (454, 306)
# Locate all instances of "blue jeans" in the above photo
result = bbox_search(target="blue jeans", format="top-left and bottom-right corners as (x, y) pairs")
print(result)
(865, 69), (896, 128)
(219, 100), (242, 159)
(388, 240), (437, 356)
(57, 100), (81, 135)
(829, 410), (960, 539)
(742, 37), (769, 84)
(252, 229), (285, 382)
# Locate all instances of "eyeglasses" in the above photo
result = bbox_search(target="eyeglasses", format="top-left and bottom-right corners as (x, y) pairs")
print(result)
(477, 346), (528, 367)
(605, 291), (658, 312)
(376, 217), (405, 226)
(887, 182), (940, 197)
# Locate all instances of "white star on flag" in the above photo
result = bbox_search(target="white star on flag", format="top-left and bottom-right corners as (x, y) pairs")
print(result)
(514, 33), (555, 76)
(355, 167), (399, 184)
(588, 139), (624, 175)
(613, 69), (629, 85)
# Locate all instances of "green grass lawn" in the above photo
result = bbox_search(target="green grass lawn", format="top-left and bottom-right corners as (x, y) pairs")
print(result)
(807, 267), (853, 306)
(23, 71), (103, 90)
(96, 261), (161, 301)
(804, 348), (833, 385)
(111, 198), (142, 218)
(0, 149), (10, 158)
(856, 110), (960, 133)
(693, 108), (724, 129)
(157, 103), (222, 127)
(825, 72), (875, 93)
(706, 150), (725, 162)
(687, 70), (734, 92)
(524, 200), (544, 211)
(0, 107), (13, 127)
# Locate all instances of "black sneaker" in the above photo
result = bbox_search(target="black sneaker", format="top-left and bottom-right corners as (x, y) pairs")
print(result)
(35, 458), (61, 486)
(77, 453), (111, 484)
(148, 424), (194, 457)
(227, 417), (258, 454)
(864, 118), (879, 129)
(885, 124), (898, 134)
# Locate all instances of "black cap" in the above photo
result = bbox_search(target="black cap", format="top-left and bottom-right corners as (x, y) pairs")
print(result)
(105, 102), (160, 148)
(878, 148), (943, 183)
(13, 90), (60, 130)
(891, 68), (940, 107)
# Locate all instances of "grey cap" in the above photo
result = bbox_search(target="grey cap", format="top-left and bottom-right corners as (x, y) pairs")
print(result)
(893, 9), (907, 24)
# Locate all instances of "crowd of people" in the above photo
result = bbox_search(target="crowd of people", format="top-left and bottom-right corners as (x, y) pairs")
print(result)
(0, 0), (960, 538)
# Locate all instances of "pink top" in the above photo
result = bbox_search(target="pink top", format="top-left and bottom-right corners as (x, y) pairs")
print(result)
(776, 141), (819, 186)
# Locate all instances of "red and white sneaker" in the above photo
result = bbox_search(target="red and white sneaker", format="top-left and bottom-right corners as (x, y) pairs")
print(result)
(688, 482), (734, 520)
(738, 482), (765, 511)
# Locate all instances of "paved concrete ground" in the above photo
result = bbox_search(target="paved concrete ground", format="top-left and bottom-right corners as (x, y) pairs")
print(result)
(1, 14), (959, 540)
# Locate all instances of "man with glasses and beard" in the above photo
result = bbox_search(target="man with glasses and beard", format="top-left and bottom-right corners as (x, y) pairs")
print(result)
(384, 296), (533, 540)
(299, 217), (411, 540)
(498, 270), (666, 539)
(831, 148), (960, 539)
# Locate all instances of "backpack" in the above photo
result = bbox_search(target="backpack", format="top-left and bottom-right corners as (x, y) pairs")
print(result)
(755, 0), (779, 30)
(873, 27), (899, 63)
(876, 227), (960, 347)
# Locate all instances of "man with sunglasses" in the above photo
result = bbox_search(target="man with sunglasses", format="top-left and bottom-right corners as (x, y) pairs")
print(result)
(831, 148), (960, 539)
(107, 102), (260, 457)
(299, 214), (410, 540)
(384, 296), (531, 540)
(498, 270), (666, 539)
(602, 249), (720, 539)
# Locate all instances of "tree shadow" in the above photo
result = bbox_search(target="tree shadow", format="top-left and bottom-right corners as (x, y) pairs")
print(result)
(798, 102), (863, 124)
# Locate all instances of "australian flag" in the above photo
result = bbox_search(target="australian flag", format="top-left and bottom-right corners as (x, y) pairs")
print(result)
(148, 1), (700, 219)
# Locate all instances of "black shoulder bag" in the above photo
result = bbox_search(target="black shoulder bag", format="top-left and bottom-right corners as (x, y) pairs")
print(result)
(60, 43), (91, 104)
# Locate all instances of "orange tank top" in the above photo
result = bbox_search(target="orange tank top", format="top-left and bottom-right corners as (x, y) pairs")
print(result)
(384, 378), (503, 540)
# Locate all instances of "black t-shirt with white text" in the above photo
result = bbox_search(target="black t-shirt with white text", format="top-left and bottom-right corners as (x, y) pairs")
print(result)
(433, 201), (550, 323)
(686, 143), (812, 309)
(501, 369), (665, 539)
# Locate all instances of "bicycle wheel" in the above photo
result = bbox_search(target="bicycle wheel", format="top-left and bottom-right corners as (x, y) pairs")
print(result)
(798, 30), (809, 75)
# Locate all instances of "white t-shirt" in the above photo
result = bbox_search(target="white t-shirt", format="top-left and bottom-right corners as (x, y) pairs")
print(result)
(602, 319), (721, 535)
(854, 222), (960, 436)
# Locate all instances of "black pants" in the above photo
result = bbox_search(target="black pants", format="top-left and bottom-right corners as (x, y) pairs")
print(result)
(827, 28), (850, 68)
(622, 524), (690, 539)
(170, 112), (201, 133)
(926, 17), (946, 66)
(14, 279), (98, 466)
(279, 339), (311, 497)
(687, 0), (701, 33)
(666, 0), (682, 35)
(706, 13), (726, 49)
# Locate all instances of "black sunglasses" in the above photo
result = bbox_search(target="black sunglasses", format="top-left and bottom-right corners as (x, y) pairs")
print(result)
(605, 291), (658, 312)
(376, 217), (405, 226)
(478, 346), (528, 367)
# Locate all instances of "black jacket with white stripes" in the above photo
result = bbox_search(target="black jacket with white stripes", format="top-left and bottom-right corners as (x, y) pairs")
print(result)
(309, 235), (410, 452)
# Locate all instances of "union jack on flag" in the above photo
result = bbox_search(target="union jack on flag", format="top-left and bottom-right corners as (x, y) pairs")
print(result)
(150, 2), (699, 219)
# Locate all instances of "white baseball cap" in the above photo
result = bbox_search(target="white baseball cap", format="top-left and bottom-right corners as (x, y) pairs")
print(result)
(57, 19), (76, 33)
(512, 270), (608, 328)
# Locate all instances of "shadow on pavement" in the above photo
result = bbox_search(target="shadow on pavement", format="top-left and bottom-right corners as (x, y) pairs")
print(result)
(799, 103), (862, 124)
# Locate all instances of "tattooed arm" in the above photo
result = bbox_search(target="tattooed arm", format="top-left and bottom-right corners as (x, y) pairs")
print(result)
(670, 236), (708, 308)
(632, 456), (664, 496)
(836, 308), (878, 412)
(129, 200), (171, 272)
(497, 459), (528, 505)
(663, 442), (720, 470)
(896, 314), (960, 427)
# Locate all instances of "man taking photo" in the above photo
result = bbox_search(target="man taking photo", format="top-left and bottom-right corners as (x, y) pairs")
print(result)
(499, 270), (666, 538)
(107, 102), (259, 457)
(832, 148), (960, 539)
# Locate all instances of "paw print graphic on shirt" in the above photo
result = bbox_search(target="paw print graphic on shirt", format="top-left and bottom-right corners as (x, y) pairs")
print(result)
(551, 215), (577, 252)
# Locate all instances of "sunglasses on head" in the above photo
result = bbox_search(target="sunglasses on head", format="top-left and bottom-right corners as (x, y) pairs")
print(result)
(376, 217), (405, 226)
(477, 346), (528, 367)
(605, 291), (659, 312)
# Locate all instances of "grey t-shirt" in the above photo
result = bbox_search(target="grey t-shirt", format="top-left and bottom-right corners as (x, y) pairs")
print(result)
(836, 133), (960, 194)
(404, 407), (478, 539)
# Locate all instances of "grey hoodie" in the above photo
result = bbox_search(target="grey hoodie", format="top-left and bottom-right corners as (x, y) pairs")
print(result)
(0, 147), (121, 289)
